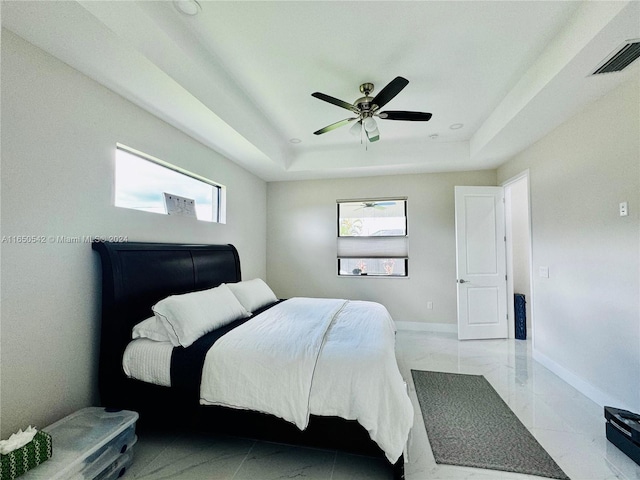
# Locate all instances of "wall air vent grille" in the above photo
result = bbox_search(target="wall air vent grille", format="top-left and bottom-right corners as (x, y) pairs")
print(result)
(592, 40), (640, 75)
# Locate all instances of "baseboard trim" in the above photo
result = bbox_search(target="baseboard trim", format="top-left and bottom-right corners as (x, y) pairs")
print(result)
(395, 321), (457, 333)
(533, 348), (634, 411)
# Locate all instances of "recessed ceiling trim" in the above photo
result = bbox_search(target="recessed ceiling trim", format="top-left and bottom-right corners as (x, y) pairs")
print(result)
(591, 39), (640, 75)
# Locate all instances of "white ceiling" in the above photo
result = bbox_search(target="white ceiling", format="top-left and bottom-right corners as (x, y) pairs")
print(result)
(2, 1), (639, 181)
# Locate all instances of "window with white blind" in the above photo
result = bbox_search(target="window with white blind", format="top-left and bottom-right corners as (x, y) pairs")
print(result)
(337, 198), (408, 277)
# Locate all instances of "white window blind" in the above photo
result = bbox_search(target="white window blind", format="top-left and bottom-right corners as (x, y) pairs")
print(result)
(337, 236), (408, 258)
(337, 198), (408, 276)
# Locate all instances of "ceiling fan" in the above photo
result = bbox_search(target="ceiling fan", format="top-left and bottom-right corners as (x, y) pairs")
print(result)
(311, 76), (432, 142)
(360, 201), (396, 209)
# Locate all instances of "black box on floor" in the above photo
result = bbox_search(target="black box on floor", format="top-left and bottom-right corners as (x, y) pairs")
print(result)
(604, 406), (640, 466)
(514, 293), (526, 340)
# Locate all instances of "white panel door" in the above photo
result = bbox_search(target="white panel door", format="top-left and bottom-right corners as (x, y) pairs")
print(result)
(455, 186), (507, 340)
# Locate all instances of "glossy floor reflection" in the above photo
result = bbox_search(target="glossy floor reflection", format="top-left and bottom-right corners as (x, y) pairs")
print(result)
(123, 331), (640, 480)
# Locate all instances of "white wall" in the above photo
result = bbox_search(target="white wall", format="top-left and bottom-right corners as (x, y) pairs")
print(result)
(266, 170), (496, 327)
(498, 78), (640, 411)
(0, 30), (267, 437)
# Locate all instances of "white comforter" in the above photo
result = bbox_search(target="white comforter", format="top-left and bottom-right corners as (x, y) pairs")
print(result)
(200, 297), (413, 463)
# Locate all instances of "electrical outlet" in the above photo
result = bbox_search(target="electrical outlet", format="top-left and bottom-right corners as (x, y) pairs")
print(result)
(427, 301), (433, 310)
(620, 202), (629, 217)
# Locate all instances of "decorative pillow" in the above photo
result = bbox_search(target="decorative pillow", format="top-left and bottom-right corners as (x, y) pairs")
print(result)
(227, 278), (278, 313)
(152, 283), (250, 348)
(132, 316), (173, 343)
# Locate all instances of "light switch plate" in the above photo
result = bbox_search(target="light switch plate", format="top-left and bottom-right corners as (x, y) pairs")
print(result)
(620, 202), (628, 216)
(539, 266), (549, 278)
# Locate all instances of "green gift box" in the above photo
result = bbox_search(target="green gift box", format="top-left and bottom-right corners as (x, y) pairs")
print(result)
(0, 431), (52, 480)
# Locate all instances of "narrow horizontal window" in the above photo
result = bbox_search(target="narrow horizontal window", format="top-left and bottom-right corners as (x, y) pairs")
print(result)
(338, 258), (408, 277)
(115, 145), (225, 223)
(337, 198), (408, 277)
(338, 199), (407, 237)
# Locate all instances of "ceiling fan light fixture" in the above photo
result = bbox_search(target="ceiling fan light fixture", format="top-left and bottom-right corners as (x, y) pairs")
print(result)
(349, 121), (362, 136)
(366, 126), (380, 142)
(173, 0), (201, 16)
(363, 116), (377, 132)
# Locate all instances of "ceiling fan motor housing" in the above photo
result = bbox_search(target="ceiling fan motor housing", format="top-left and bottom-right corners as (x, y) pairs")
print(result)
(355, 97), (374, 113)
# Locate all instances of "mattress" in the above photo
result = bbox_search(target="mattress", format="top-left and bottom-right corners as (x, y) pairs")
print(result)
(123, 339), (173, 387)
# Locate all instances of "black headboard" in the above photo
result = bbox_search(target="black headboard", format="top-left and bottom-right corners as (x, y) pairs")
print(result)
(92, 241), (241, 405)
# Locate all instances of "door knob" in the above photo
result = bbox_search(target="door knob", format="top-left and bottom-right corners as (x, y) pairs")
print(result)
(458, 279), (468, 284)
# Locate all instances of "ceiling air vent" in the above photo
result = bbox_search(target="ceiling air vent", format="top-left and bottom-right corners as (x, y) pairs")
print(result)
(592, 40), (640, 75)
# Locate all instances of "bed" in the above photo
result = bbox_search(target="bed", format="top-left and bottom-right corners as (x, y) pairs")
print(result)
(92, 241), (412, 479)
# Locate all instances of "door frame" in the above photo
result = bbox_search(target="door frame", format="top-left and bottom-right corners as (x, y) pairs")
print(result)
(501, 169), (534, 341)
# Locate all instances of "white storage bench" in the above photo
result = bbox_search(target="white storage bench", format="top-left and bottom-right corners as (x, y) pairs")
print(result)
(21, 407), (138, 480)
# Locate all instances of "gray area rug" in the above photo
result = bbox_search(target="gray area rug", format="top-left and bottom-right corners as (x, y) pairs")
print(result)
(411, 370), (569, 479)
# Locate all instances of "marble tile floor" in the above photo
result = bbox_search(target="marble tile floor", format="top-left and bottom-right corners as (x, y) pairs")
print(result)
(122, 331), (640, 480)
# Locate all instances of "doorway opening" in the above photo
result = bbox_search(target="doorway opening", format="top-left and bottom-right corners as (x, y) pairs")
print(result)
(503, 171), (533, 341)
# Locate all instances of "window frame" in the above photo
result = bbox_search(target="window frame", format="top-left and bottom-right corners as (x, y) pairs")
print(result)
(115, 144), (226, 223)
(336, 197), (409, 277)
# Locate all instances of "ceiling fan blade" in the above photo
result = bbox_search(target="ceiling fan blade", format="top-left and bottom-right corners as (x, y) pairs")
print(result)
(313, 118), (357, 135)
(378, 111), (432, 121)
(311, 92), (358, 112)
(371, 76), (409, 109)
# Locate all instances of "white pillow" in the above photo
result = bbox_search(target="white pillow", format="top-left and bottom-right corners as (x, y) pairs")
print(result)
(132, 316), (172, 343)
(152, 283), (250, 348)
(227, 278), (278, 313)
